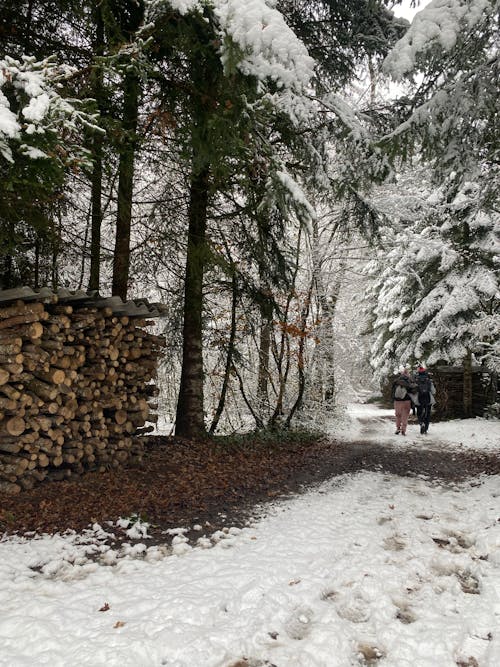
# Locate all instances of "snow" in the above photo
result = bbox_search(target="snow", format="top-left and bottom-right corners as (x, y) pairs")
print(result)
(146, 0), (202, 19)
(20, 145), (49, 159)
(275, 169), (316, 223)
(145, 0), (315, 125)
(0, 98), (19, 138)
(363, 176), (500, 377)
(214, 0), (314, 90)
(384, 0), (493, 80)
(1, 56), (95, 167)
(1, 404), (499, 666)
(145, 0), (314, 90)
(21, 92), (51, 122)
(333, 403), (500, 453)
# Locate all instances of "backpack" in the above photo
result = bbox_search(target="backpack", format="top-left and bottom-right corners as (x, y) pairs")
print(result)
(394, 383), (407, 399)
(417, 375), (431, 405)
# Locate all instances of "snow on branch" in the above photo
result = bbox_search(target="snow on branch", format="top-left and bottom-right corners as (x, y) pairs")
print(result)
(0, 55), (96, 165)
(213, 0), (314, 90)
(383, 0), (493, 80)
(274, 168), (316, 226)
(145, 0), (315, 122)
(145, 0), (202, 19)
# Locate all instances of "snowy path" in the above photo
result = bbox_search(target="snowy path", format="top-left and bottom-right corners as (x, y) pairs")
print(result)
(0, 406), (499, 667)
(334, 403), (500, 453)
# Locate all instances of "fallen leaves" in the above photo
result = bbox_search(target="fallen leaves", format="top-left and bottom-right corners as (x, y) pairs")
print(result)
(0, 435), (498, 537)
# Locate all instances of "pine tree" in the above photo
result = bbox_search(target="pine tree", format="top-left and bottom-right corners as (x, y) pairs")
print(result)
(144, 0), (319, 436)
(0, 55), (94, 287)
(382, 0), (499, 209)
(364, 0), (500, 401)
(364, 175), (499, 387)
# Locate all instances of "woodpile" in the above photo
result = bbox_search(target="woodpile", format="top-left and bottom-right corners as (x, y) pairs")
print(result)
(432, 365), (494, 420)
(0, 290), (165, 494)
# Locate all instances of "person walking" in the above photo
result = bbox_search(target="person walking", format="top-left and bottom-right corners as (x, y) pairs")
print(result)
(391, 367), (414, 435)
(414, 365), (436, 434)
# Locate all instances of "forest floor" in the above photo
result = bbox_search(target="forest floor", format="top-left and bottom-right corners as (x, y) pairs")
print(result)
(1, 411), (499, 544)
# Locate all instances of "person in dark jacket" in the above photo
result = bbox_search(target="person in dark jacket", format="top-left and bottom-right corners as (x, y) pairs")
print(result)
(391, 367), (414, 435)
(414, 365), (436, 434)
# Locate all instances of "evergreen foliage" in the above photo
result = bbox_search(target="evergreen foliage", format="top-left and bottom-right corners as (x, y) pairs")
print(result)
(0, 55), (95, 287)
(1, 0), (496, 431)
(364, 171), (499, 381)
(363, 0), (499, 383)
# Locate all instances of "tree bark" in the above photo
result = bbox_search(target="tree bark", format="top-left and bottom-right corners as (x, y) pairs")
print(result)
(257, 301), (272, 412)
(175, 167), (210, 438)
(209, 272), (238, 435)
(255, 207), (273, 414)
(463, 349), (473, 418)
(89, 2), (104, 292)
(285, 283), (312, 427)
(269, 229), (302, 426)
(112, 69), (139, 300)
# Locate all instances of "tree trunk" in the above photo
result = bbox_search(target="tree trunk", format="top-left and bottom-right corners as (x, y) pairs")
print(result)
(285, 283), (312, 427)
(269, 229), (302, 426)
(463, 349), (473, 418)
(209, 272), (238, 435)
(34, 237), (40, 289)
(368, 57), (377, 105)
(175, 167), (210, 438)
(51, 212), (61, 289)
(89, 132), (103, 291)
(112, 69), (139, 300)
(318, 292), (337, 403)
(257, 299), (272, 413)
(89, 2), (104, 292)
(256, 209), (274, 418)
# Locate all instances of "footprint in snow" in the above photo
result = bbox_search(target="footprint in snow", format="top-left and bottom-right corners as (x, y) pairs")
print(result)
(393, 601), (416, 624)
(320, 588), (337, 601)
(356, 643), (386, 665)
(336, 597), (371, 623)
(456, 570), (481, 594)
(226, 659), (277, 667)
(432, 530), (475, 553)
(284, 606), (314, 640)
(383, 535), (406, 551)
(377, 516), (392, 525)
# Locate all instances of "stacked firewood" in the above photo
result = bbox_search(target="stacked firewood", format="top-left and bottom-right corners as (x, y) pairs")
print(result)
(432, 366), (489, 420)
(0, 298), (164, 494)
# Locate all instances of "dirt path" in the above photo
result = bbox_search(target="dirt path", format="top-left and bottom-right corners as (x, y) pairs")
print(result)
(1, 416), (498, 545)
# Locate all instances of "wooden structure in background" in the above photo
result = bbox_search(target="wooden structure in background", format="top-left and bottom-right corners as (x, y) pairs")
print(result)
(431, 365), (497, 421)
(383, 364), (498, 420)
(0, 287), (166, 494)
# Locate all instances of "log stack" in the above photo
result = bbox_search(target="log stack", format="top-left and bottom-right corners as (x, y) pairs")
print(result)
(431, 365), (492, 420)
(0, 289), (165, 494)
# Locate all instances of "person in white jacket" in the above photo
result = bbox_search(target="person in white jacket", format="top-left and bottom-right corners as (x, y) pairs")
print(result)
(391, 367), (414, 435)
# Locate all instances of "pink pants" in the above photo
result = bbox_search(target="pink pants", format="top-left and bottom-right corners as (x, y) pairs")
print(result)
(394, 400), (411, 433)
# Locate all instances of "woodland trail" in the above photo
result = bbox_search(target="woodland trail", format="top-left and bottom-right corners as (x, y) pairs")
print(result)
(1, 409), (499, 545)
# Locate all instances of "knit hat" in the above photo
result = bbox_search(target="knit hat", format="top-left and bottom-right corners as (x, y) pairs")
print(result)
(418, 365), (426, 373)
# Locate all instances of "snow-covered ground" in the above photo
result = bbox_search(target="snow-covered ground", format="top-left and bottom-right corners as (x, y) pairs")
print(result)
(1, 405), (499, 667)
(333, 402), (500, 452)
